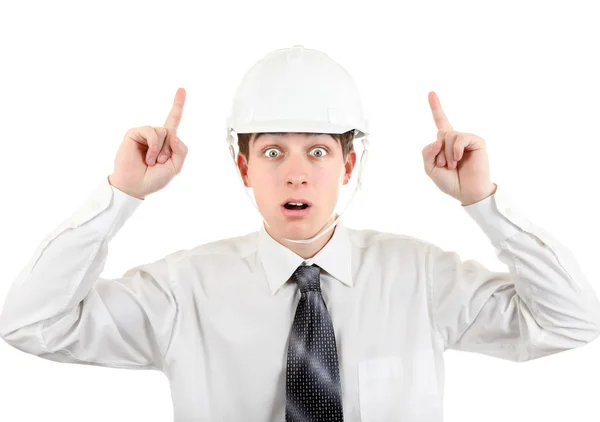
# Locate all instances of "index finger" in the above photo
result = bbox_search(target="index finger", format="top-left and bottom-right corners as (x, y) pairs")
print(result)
(428, 91), (452, 131)
(164, 87), (187, 132)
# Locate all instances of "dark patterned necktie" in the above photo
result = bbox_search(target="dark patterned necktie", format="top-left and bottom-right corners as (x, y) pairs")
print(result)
(285, 264), (344, 421)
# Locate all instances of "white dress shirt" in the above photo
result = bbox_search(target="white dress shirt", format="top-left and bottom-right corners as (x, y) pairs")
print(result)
(1, 176), (600, 421)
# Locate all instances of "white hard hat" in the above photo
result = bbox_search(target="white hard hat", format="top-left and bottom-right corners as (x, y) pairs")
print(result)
(226, 45), (369, 137)
(225, 45), (371, 245)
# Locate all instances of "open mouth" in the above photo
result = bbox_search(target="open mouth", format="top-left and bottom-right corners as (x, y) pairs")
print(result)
(283, 203), (310, 210)
(281, 201), (312, 217)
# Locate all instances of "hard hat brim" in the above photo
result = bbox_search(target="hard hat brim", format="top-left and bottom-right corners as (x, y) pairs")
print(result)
(231, 120), (367, 136)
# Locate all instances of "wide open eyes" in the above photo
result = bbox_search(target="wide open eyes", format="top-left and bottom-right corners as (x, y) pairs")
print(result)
(263, 146), (329, 159)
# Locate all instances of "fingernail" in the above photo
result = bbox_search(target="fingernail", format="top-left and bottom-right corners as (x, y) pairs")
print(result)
(158, 153), (167, 163)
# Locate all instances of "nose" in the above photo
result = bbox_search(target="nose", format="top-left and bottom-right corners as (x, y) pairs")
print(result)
(287, 174), (307, 186)
(284, 153), (310, 186)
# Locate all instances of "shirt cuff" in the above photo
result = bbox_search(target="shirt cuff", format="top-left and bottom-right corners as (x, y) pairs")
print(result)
(68, 176), (144, 241)
(462, 184), (531, 246)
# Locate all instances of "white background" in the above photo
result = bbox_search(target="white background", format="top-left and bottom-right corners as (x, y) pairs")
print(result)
(1, 0), (599, 420)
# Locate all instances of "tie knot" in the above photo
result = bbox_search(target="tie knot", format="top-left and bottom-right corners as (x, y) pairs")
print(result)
(291, 264), (321, 293)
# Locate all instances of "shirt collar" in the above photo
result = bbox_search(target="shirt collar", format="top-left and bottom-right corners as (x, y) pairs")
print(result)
(257, 220), (353, 295)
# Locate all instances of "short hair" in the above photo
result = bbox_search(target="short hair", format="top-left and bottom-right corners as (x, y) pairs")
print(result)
(237, 130), (355, 162)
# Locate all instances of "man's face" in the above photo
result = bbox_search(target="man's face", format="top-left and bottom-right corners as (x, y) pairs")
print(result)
(237, 132), (356, 240)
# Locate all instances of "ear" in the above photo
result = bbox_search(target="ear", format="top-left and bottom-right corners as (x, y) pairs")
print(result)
(237, 153), (251, 187)
(343, 149), (357, 185)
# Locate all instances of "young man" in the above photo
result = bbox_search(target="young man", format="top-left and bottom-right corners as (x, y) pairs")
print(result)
(1, 45), (599, 422)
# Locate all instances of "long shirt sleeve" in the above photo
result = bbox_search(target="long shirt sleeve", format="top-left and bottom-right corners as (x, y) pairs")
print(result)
(0, 176), (179, 371)
(427, 184), (600, 362)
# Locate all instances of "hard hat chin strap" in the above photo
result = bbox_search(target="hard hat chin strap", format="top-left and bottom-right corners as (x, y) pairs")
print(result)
(226, 129), (370, 244)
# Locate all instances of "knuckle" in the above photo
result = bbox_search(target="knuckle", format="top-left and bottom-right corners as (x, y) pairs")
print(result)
(151, 127), (161, 142)
(156, 126), (167, 138)
(148, 134), (158, 151)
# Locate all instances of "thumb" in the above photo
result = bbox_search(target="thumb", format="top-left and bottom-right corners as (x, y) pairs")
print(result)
(170, 135), (188, 173)
(422, 139), (443, 174)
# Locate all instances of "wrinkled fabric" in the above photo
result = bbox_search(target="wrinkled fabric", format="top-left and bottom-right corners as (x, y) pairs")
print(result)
(1, 175), (599, 421)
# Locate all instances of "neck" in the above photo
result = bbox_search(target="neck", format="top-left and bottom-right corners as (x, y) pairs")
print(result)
(266, 214), (338, 259)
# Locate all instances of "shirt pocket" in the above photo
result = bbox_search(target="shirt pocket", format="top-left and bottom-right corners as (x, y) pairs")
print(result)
(357, 355), (404, 421)
(357, 351), (442, 421)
